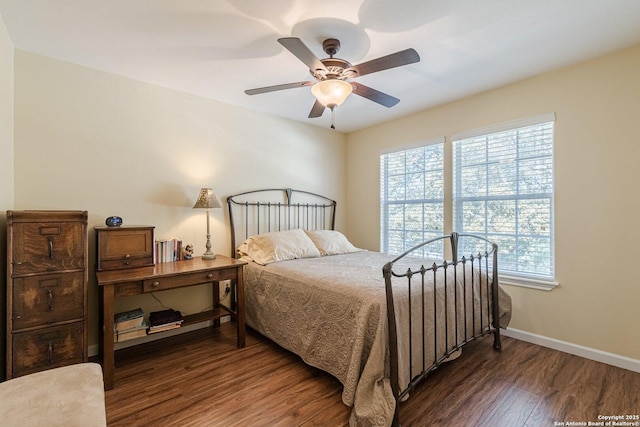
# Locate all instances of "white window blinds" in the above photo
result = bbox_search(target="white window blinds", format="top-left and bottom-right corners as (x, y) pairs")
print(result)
(452, 114), (555, 279)
(380, 140), (445, 258)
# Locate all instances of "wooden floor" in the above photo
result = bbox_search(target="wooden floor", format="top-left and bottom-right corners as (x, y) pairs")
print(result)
(104, 323), (640, 426)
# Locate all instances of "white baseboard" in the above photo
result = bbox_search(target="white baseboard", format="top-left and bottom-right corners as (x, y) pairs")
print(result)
(88, 317), (229, 358)
(502, 328), (640, 373)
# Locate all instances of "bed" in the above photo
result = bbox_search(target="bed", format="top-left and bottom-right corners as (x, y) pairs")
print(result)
(226, 188), (511, 426)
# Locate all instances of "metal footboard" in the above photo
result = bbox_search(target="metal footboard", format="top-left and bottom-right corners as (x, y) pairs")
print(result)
(383, 232), (502, 426)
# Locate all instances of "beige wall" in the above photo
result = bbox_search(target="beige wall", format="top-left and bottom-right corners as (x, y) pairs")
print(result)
(0, 12), (14, 379)
(346, 44), (640, 361)
(5, 31), (640, 368)
(13, 50), (347, 352)
(0, 12), (12, 206)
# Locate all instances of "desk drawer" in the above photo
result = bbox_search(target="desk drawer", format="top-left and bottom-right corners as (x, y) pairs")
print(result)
(143, 268), (237, 292)
(114, 281), (143, 297)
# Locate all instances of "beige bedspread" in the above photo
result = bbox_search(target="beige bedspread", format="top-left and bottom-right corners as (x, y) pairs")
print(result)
(244, 251), (511, 426)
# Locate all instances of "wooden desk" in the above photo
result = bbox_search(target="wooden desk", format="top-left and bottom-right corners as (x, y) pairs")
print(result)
(96, 255), (247, 389)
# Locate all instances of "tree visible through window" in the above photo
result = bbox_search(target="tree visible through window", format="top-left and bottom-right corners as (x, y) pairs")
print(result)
(380, 141), (444, 258)
(380, 114), (556, 284)
(452, 119), (554, 279)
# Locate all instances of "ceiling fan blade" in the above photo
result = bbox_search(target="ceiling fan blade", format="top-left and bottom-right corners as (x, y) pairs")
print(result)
(351, 83), (400, 108)
(308, 99), (325, 118)
(278, 37), (327, 73)
(245, 81), (314, 95)
(348, 48), (420, 78)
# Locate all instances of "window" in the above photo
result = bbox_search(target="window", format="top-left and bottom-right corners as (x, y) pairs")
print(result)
(452, 114), (555, 282)
(380, 139), (445, 258)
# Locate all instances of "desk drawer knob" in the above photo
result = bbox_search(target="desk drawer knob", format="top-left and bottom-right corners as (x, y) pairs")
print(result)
(124, 254), (131, 258)
(152, 281), (160, 287)
(207, 273), (214, 279)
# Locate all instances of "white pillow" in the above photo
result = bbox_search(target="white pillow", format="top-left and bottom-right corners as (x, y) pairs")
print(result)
(304, 230), (363, 256)
(238, 229), (321, 265)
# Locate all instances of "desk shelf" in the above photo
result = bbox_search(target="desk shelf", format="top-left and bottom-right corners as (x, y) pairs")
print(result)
(183, 306), (233, 326)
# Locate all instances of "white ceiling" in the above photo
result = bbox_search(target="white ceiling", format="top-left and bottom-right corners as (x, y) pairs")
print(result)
(1, 0), (640, 133)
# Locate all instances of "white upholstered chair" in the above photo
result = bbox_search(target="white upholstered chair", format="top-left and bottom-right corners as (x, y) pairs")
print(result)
(0, 363), (106, 427)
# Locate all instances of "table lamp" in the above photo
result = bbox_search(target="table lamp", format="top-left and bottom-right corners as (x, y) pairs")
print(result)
(193, 188), (222, 259)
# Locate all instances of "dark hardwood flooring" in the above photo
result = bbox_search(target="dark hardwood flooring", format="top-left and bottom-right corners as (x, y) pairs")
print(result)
(104, 323), (640, 426)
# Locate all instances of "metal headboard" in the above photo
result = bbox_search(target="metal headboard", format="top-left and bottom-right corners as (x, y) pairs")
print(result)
(226, 188), (337, 258)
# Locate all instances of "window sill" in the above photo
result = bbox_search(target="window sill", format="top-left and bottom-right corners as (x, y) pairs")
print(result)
(499, 274), (559, 291)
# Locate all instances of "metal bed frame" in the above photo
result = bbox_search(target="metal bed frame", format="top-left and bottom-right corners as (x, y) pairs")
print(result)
(226, 188), (336, 258)
(383, 232), (501, 426)
(226, 188), (502, 427)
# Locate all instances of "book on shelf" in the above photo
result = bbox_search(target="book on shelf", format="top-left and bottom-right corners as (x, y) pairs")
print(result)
(148, 309), (183, 333)
(114, 320), (148, 342)
(147, 323), (182, 334)
(114, 307), (145, 332)
(155, 238), (183, 263)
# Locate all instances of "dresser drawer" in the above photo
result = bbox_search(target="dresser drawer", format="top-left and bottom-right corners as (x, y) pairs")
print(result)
(12, 272), (85, 330)
(143, 268), (237, 292)
(11, 322), (85, 378)
(96, 226), (154, 271)
(11, 222), (85, 275)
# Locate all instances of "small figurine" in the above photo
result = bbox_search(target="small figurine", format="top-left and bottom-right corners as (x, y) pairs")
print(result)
(183, 244), (194, 260)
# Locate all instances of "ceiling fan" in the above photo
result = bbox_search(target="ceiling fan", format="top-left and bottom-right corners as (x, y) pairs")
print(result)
(245, 37), (420, 129)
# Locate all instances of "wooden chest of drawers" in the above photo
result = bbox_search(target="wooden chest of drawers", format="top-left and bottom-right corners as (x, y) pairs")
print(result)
(95, 226), (155, 271)
(6, 210), (88, 379)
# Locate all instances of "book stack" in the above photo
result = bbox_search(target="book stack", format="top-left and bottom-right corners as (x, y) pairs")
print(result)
(155, 238), (183, 263)
(114, 308), (147, 343)
(148, 309), (184, 334)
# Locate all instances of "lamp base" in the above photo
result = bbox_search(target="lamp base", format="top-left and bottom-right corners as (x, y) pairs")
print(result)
(202, 229), (216, 260)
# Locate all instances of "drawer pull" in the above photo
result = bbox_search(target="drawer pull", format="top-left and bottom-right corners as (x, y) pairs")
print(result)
(207, 273), (214, 279)
(152, 281), (160, 287)
(47, 288), (54, 311)
(48, 237), (54, 258)
(124, 254), (131, 259)
(48, 341), (53, 364)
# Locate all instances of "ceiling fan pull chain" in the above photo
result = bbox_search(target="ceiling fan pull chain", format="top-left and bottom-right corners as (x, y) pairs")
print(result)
(331, 107), (336, 130)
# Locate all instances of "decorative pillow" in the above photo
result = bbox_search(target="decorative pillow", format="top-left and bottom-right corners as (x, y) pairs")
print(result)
(304, 230), (363, 256)
(238, 229), (321, 265)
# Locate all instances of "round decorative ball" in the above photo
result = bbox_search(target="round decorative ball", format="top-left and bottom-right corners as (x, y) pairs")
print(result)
(105, 216), (123, 227)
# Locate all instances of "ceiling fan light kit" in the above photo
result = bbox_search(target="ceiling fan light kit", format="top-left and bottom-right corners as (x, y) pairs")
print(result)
(311, 79), (353, 109)
(245, 36), (420, 129)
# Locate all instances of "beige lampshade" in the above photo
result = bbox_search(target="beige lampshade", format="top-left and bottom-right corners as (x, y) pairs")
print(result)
(311, 79), (353, 108)
(193, 188), (222, 209)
